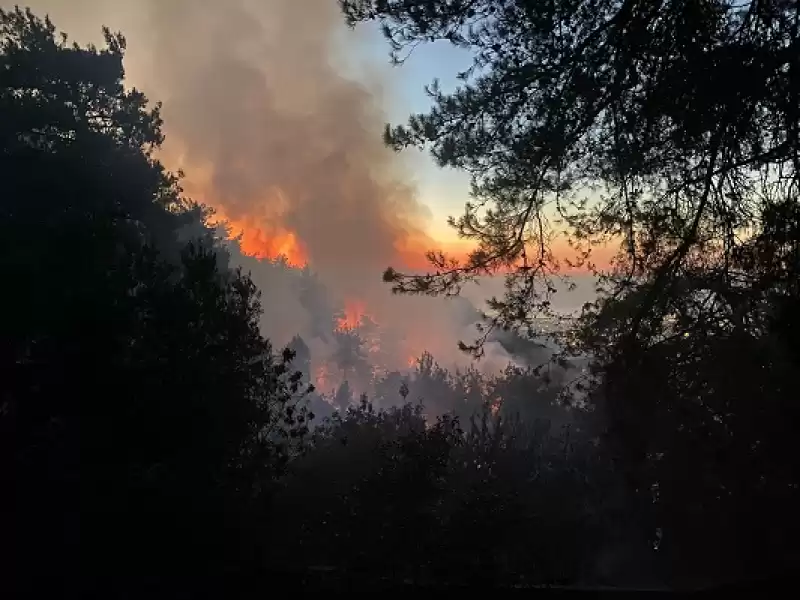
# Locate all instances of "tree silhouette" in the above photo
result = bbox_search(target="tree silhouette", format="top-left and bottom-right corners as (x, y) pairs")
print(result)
(332, 380), (355, 412)
(373, 369), (411, 409)
(407, 351), (456, 414)
(1, 9), (311, 593)
(331, 327), (373, 390)
(11, 2), (798, 591)
(267, 392), (621, 587)
(288, 334), (312, 382)
(297, 265), (340, 341)
(342, 0), (800, 585)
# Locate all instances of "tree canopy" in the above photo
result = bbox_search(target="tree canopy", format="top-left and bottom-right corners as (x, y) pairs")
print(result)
(4, 3), (798, 592)
(4, 7), (597, 591)
(342, 0), (800, 584)
(343, 0), (798, 342)
(1, 8), (311, 592)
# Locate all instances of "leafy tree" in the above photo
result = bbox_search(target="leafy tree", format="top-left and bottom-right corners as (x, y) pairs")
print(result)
(407, 351), (457, 414)
(331, 327), (373, 388)
(448, 365), (488, 421)
(269, 397), (460, 584)
(372, 369), (411, 408)
(430, 407), (622, 586)
(332, 380), (355, 411)
(288, 334), (312, 382)
(489, 364), (566, 427)
(0, 9), (310, 592)
(297, 265), (341, 341)
(341, 0), (800, 585)
(270, 395), (622, 587)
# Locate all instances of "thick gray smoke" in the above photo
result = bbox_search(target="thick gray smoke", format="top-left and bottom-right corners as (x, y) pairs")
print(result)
(147, 0), (432, 295)
(9, 0), (521, 377)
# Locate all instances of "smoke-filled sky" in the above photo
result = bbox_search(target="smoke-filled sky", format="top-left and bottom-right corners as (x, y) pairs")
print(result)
(7, 0), (600, 376)
(145, 0), (434, 298)
(7, 0), (475, 248)
(8, 0), (515, 366)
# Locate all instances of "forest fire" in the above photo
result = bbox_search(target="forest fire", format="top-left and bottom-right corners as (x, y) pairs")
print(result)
(336, 299), (369, 331)
(314, 362), (334, 395)
(134, 0), (503, 402)
(220, 211), (443, 399)
(228, 220), (308, 268)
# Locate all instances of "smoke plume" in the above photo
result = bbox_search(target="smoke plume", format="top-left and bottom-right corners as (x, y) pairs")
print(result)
(9, 0), (520, 379)
(148, 1), (432, 294)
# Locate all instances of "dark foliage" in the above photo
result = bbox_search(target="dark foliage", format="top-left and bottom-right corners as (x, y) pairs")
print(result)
(342, 0), (800, 585)
(12, 2), (797, 593)
(269, 396), (630, 587)
(0, 9), (310, 593)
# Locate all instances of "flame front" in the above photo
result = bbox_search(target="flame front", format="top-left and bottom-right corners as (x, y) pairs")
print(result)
(336, 299), (368, 331)
(314, 363), (334, 395)
(233, 221), (308, 267)
(203, 189), (309, 268)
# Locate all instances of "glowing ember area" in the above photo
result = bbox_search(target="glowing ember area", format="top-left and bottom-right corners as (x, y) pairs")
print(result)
(234, 222), (308, 267)
(336, 299), (369, 331)
(205, 202), (309, 267)
(314, 363), (334, 395)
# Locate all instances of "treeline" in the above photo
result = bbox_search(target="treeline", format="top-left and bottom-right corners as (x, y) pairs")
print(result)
(268, 397), (633, 587)
(0, 8), (311, 593)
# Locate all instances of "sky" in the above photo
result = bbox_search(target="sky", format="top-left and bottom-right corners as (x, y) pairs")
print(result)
(3, 0), (476, 247)
(3, 0), (609, 280)
(333, 22), (477, 246)
(3, 1), (600, 363)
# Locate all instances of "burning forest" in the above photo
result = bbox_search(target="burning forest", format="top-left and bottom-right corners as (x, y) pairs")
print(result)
(21, 0), (553, 405)
(9, 0), (800, 591)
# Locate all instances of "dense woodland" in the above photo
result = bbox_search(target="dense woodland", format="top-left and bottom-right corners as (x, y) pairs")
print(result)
(3, 1), (800, 595)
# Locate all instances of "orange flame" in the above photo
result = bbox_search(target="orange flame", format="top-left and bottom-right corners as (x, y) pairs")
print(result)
(314, 363), (334, 394)
(235, 223), (308, 267)
(206, 198), (309, 267)
(336, 299), (368, 331)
